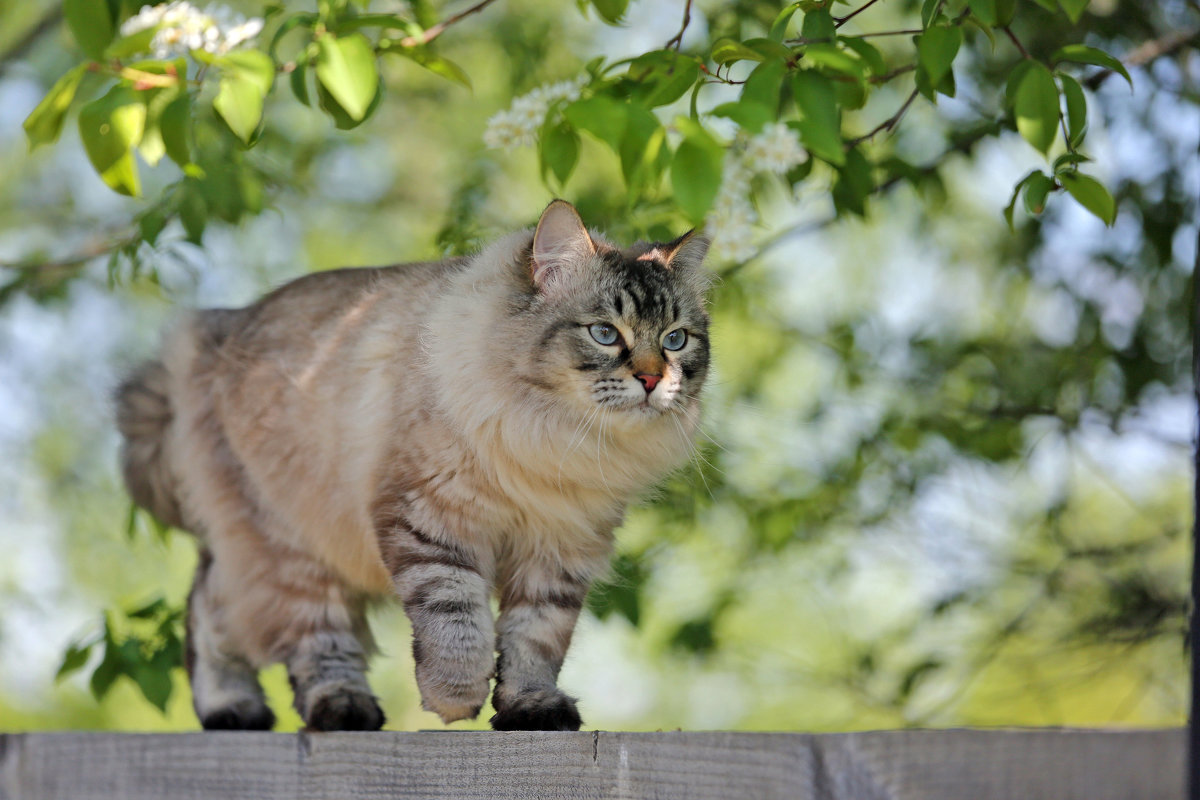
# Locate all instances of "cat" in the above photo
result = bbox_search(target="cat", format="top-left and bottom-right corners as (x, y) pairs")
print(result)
(116, 200), (712, 731)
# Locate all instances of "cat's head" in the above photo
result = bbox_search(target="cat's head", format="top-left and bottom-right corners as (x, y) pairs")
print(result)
(515, 200), (712, 422)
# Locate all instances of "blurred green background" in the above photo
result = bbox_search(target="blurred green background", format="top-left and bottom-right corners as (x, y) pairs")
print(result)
(0, 0), (1194, 732)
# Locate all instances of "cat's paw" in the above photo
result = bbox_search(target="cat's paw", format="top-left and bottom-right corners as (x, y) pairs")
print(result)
(305, 689), (386, 731)
(420, 678), (490, 724)
(199, 699), (276, 731)
(490, 688), (582, 731)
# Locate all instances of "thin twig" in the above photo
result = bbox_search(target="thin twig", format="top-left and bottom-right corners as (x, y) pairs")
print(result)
(665, 0), (694, 52)
(1001, 25), (1030, 59)
(846, 87), (919, 146)
(834, 0), (885, 29)
(398, 0), (500, 48)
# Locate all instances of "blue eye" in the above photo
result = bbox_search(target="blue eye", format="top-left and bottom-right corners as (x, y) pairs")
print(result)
(663, 328), (687, 351)
(589, 323), (620, 346)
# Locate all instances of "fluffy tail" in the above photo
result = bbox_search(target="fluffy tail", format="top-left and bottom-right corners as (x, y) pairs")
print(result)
(116, 361), (186, 529)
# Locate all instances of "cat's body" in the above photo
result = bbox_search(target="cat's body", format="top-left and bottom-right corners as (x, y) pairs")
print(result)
(116, 201), (711, 731)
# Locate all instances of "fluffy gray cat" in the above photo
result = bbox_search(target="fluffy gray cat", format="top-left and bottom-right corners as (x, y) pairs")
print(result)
(116, 200), (712, 731)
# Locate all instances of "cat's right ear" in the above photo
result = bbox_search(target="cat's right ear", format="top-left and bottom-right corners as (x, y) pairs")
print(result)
(531, 200), (595, 296)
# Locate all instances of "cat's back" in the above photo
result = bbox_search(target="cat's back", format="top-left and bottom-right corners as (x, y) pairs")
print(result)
(205, 259), (467, 360)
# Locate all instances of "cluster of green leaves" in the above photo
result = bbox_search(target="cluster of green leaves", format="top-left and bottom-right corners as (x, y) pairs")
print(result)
(528, 0), (1126, 234)
(57, 598), (184, 713)
(23, 0), (469, 241)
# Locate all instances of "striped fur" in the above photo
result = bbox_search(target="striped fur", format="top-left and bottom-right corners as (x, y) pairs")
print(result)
(116, 201), (711, 730)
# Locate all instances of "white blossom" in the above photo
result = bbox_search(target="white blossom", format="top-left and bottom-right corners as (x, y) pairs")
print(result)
(743, 122), (806, 174)
(120, 2), (263, 59)
(483, 75), (588, 151)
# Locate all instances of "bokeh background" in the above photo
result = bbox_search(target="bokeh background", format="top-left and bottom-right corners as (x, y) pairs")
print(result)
(0, 0), (1195, 731)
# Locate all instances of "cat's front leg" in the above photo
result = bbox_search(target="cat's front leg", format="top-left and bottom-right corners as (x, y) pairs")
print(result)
(490, 558), (600, 731)
(382, 526), (496, 724)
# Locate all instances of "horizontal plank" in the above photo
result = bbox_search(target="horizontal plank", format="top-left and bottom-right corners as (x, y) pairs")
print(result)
(0, 728), (1184, 800)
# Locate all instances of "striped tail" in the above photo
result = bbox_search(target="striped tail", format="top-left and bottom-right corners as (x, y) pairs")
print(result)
(116, 361), (185, 529)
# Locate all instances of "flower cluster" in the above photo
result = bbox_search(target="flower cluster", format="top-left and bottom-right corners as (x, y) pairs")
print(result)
(483, 77), (588, 151)
(707, 122), (806, 262)
(120, 2), (264, 60)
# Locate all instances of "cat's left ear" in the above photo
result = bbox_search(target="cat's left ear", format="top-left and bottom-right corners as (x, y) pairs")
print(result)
(662, 229), (710, 269)
(532, 200), (595, 295)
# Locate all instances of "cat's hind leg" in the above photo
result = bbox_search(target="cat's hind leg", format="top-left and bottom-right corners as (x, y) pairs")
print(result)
(186, 548), (275, 730)
(284, 605), (384, 732)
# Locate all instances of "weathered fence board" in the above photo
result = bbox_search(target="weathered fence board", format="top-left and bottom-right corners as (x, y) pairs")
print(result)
(0, 728), (1184, 800)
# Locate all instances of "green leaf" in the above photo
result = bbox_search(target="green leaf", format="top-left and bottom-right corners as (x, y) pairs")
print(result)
(89, 619), (122, 699)
(563, 95), (628, 149)
(1052, 44), (1131, 87)
(540, 120), (580, 184)
(800, 8), (835, 41)
(316, 80), (382, 129)
(627, 50), (699, 108)
(994, 0), (1017, 25)
(1022, 172), (1055, 214)
(916, 24), (962, 89)
(400, 49), (472, 89)
(1058, 73), (1087, 148)
(315, 33), (379, 121)
(159, 92), (192, 167)
(219, 50), (277, 96)
(290, 63), (311, 106)
(1057, 0), (1088, 23)
(1052, 151), (1090, 172)
(1029, 0), (1058, 10)
(179, 181), (207, 243)
(840, 37), (886, 76)
(139, 208), (168, 245)
(592, 0), (629, 24)
(23, 65), (88, 150)
(1003, 169), (1040, 229)
(103, 28), (156, 59)
(711, 37), (766, 66)
(710, 100), (772, 132)
(792, 70), (844, 166)
(619, 104), (667, 194)
(78, 86), (147, 196)
(832, 146), (873, 216)
(213, 50), (276, 144)
(920, 0), (942, 28)
(214, 74), (266, 144)
(736, 59), (785, 133)
(967, 0), (996, 25)
(805, 43), (867, 78)
(65, 0), (115, 59)
(132, 660), (173, 711)
(670, 122), (723, 224)
(1060, 171), (1115, 225)
(769, 3), (802, 42)
(1012, 61), (1060, 154)
(136, 88), (182, 167)
(56, 642), (93, 681)
(127, 598), (169, 620)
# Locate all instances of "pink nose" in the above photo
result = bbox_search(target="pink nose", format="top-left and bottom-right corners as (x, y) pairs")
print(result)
(635, 373), (661, 393)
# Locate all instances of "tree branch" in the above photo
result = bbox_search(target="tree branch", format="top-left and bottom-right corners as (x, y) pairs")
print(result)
(847, 88), (919, 146)
(398, 0), (501, 48)
(665, 0), (693, 52)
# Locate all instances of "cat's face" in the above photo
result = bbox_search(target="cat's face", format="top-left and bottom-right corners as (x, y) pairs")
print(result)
(554, 247), (710, 418)
(516, 201), (711, 424)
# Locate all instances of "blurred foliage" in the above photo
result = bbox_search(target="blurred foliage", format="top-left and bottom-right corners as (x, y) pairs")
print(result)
(0, 0), (1195, 731)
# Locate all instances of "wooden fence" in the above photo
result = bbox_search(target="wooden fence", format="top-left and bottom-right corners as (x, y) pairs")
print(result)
(0, 728), (1184, 799)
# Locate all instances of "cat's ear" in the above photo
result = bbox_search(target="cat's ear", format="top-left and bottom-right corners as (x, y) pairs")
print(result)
(662, 229), (710, 269)
(532, 200), (595, 294)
